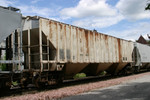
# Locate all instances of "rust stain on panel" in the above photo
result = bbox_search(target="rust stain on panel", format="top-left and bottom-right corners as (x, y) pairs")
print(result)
(64, 24), (66, 37)
(117, 39), (122, 62)
(64, 24), (67, 61)
(90, 31), (94, 61)
(104, 35), (108, 40)
(76, 28), (79, 62)
(84, 30), (89, 54)
(101, 34), (108, 52)
(60, 23), (63, 30)
(95, 32), (98, 38)
(49, 21), (52, 39)
(104, 35), (108, 44)
(90, 31), (93, 36)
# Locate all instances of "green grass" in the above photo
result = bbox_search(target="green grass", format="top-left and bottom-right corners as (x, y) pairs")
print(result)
(0, 54), (6, 71)
(100, 71), (107, 75)
(0, 64), (6, 71)
(12, 81), (18, 86)
(73, 73), (86, 79)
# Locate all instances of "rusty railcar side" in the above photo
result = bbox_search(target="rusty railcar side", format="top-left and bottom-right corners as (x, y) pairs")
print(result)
(39, 18), (134, 77)
(40, 18), (134, 63)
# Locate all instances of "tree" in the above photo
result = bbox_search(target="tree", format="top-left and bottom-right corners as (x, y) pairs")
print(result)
(147, 34), (150, 39)
(145, 3), (150, 10)
(145, 2), (150, 45)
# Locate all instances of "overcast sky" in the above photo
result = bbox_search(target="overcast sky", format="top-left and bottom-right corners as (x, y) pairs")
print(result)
(1, 0), (150, 41)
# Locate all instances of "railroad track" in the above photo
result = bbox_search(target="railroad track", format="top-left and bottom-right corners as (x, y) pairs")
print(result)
(0, 71), (148, 99)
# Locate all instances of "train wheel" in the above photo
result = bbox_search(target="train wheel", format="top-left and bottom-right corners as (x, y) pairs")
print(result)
(134, 66), (140, 73)
(0, 80), (11, 90)
(56, 72), (64, 86)
(20, 78), (28, 88)
(34, 77), (40, 88)
(34, 77), (45, 88)
(56, 77), (63, 86)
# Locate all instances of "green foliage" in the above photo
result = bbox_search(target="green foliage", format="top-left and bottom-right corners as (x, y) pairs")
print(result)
(73, 73), (86, 79)
(4, 54), (6, 60)
(148, 40), (150, 44)
(0, 64), (6, 71)
(100, 71), (107, 75)
(145, 3), (150, 10)
(12, 81), (18, 86)
(0, 53), (6, 71)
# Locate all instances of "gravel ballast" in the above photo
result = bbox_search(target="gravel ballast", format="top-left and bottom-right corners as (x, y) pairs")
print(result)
(1, 72), (150, 100)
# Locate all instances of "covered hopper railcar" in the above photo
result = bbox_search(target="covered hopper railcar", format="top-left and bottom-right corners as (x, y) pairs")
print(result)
(20, 17), (134, 85)
(132, 42), (150, 71)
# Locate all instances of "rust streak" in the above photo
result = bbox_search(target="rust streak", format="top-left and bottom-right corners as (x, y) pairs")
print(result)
(85, 30), (89, 54)
(95, 32), (98, 41)
(104, 35), (108, 40)
(104, 34), (108, 49)
(64, 25), (66, 37)
(76, 28), (79, 61)
(49, 21), (52, 39)
(60, 23), (62, 29)
(117, 39), (122, 62)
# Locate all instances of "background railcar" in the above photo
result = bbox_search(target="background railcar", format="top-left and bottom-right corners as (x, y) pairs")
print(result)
(132, 42), (150, 70)
(0, 6), (23, 89)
